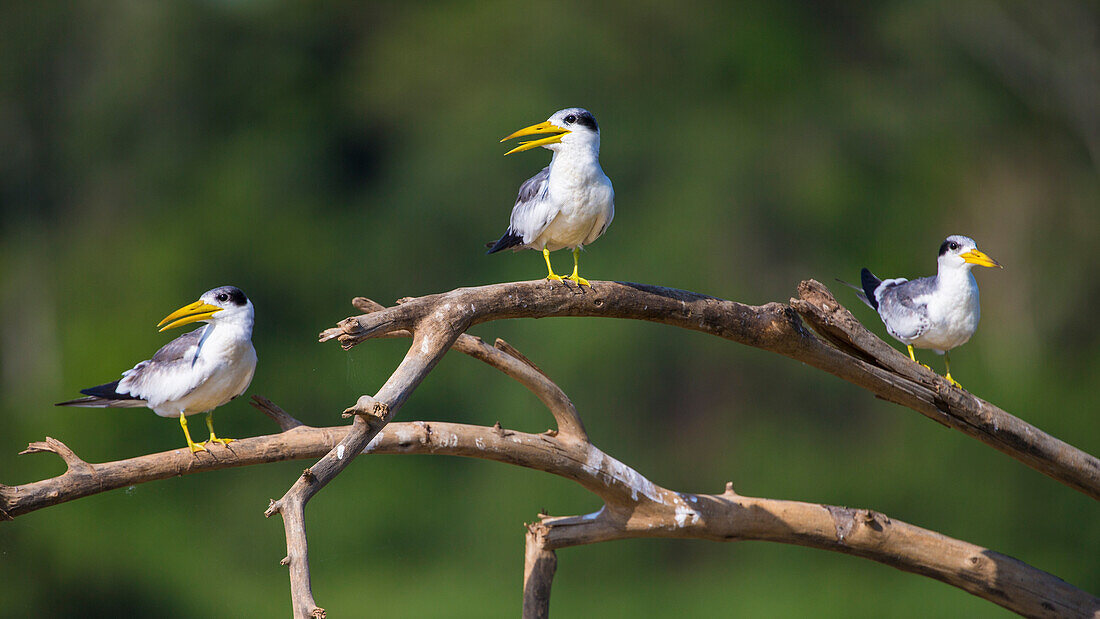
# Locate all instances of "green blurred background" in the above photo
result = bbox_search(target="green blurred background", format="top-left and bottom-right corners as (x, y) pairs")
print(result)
(1, 1), (1097, 616)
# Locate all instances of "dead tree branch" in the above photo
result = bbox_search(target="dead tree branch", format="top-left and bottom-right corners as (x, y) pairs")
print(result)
(322, 279), (1100, 501)
(4, 413), (1097, 616)
(5, 280), (1098, 617)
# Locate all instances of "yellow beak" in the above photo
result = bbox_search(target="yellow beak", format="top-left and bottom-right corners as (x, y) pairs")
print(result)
(960, 249), (1003, 268)
(501, 120), (570, 156)
(157, 300), (224, 332)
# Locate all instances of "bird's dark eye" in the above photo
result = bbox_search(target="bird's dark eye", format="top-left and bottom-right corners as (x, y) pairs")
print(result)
(949, 242), (959, 251)
(564, 114), (576, 124)
(216, 293), (229, 303)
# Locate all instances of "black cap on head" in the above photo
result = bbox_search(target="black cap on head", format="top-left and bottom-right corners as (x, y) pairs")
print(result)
(209, 286), (248, 307)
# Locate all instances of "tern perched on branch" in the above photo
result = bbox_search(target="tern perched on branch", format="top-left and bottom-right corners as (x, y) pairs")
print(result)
(848, 235), (1002, 388)
(487, 107), (614, 287)
(57, 286), (257, 453)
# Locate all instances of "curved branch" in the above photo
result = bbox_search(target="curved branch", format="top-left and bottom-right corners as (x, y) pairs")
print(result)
(3, 418), (1096, 617)
(321, 279), (1100, 501)
(268, 294), (586, 617)
(11, 281), (1099, 617)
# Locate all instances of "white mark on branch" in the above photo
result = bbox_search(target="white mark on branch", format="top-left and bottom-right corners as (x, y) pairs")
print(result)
(337, 445), (345, 460)
(475, 437), (485, 450)
(395, 426), (417, 445)
(362, 432), (385, 453)
(582, 445), (602, 476)
(582, 445), (665, 504)
(674, 500), (702, 528)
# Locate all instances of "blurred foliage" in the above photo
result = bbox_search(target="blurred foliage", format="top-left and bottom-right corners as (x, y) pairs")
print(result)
(1, 1), (1097, 616)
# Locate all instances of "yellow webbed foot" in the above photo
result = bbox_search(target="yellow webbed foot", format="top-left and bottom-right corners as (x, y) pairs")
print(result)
(566, 248), (591, 287)
(566, 274), (591, 287)
(541, 249), (565, 283)
(945, 373), (964, 390)
(179, 415), (207, 454)
(203, 412), (233, 448)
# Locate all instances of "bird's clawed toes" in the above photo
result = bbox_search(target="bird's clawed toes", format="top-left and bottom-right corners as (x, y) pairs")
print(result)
(566, 274), (591, 287)
(546, 274), (565, 284)
(205, 437), (235, 447)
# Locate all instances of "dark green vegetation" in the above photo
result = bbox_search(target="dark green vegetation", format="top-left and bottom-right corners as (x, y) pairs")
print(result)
(1, 2), (1097, 616)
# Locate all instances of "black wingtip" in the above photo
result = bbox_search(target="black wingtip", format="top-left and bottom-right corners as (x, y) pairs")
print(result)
(486, 231), (524, 255)
(860, 268), (881, 310)
(78, 380), (139, 401)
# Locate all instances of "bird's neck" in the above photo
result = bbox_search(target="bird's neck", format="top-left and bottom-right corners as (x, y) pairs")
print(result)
(935, 266), (978, 298)
(549, 144), (602, 178)
(199, 318), (254, 352)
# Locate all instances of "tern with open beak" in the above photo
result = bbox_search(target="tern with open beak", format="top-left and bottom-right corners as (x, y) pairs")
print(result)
(487, 107), (614, 286)
(848, 235), (1002, 389)
(57, 286), (257, 453)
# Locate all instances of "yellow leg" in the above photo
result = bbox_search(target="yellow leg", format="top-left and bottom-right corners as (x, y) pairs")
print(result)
(205, 412), (235, 447)
(179, 415), (206, 453)
(542, 248), (563, 283)
(907, 345), (932, 371)
(566, 247), (591, 287)
(944, 351), (962, 389)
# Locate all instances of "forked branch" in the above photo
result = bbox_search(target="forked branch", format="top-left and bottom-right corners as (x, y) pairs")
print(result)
(4, 280), (1098, 618)
(4, 409), (1097, 616)
(323, 279), (1100, 500)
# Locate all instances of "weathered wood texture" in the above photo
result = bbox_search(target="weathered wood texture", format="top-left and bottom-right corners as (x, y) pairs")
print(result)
(4, 280), (1097, 618)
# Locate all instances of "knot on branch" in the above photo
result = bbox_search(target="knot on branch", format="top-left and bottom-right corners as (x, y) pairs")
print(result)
(825, 505), (888, 544)
(526, 520), (551, 542)
(264, 498), (281, 518)
(19, 437), (92, 475)
(791, 280), (882, 365)
(341, 396), (390, 424)
(310, 607), (326, 618)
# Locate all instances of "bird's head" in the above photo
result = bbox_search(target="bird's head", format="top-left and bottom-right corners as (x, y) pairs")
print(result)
(501, 107), (600, 156)
(157, 286), (253, 332)
(937, 235), (1002, 271)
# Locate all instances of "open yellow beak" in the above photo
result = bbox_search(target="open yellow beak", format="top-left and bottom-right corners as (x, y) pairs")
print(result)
(501, 120), (570, 156)
(960, 249), (1003, 268)
(157, 300), (224, 332)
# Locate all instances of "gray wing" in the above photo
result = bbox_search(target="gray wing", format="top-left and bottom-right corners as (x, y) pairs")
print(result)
(876, 276), (935, 342)
(116, 327), (206, 404)
(507, 166), (556, 244)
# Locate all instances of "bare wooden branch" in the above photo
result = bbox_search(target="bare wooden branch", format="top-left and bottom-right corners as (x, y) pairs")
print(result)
(792, 280), (1100, 499)
(3, 418), (1096, 617)
(523, 523), (556, 619)
(322, 279), (1100, 501)
(19, 436), (93, 475)
(267, 291), (589, 617)
(8, 281), (1099, 616)
(252, 395), (305, 431)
